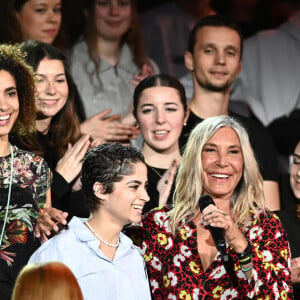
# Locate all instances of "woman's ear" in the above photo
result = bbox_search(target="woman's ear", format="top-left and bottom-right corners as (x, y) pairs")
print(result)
(183, 107), (190, 125)
(93, 182), (105, 198)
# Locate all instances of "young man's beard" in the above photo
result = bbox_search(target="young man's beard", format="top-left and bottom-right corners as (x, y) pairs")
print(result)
(196, 77), (232, 93)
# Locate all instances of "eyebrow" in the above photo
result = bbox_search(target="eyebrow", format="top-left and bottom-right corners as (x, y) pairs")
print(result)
(203, 43), (240, 53)
(126, 180), (142, 185)
(204, 143), (241, 149)
(36, 73), (66, 77)
(5, 87), (17, 92)
(140, 102), (179, 107)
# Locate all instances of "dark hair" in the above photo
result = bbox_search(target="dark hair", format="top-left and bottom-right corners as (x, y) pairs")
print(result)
(0, 44), (37, 138)
(133, 74), (188, 119)
(187, 14), (244, 57)
(0, 0), (66, 49)
(20, 40), (81, 158)
(81, 143), (145, 212)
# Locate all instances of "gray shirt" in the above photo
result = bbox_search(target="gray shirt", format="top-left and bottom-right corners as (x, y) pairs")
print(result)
(69, 40), (140, 118)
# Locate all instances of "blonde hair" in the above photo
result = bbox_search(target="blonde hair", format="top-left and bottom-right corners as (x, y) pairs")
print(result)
(169, 115), (265, 234)
(11, 262), (83, 300)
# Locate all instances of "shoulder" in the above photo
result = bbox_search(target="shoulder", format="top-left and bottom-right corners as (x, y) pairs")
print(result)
(142, 206), (171, 230)
(29, 228), (76, 263)
(13, 145), (49, 172)
(230, 114), (274, 143)
(68, 39), (89, 65)
(247, 210), (287, 242)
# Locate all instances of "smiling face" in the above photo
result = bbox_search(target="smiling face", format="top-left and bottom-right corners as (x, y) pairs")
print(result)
(0, 70), (19, 143)
(290, 142), (300, 199)
(35, 58), (68, 121)
(185, 26), (241, 92)
(15, 0), (62, 44)
(93, 0), (131, 41)
(201, 127), (244, 200)
(97, 161), (149, 226)
(136, 86), (187, 154)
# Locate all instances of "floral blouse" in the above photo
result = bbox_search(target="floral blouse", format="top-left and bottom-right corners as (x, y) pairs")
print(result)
(0, 145), (51, 299)
(139, 206), (293, 299)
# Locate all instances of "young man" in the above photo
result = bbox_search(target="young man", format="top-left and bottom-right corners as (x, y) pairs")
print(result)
(180, 15), (280, 211)
(29, 143), (151, 300)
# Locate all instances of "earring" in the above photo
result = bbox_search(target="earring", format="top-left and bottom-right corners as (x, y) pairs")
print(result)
(183, 122), (187, 127)
(136, 124), (140, 129)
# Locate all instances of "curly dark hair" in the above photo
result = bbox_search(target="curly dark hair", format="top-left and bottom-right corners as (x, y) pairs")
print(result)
(81, 143), (145, 212)
(0, 43), (36, 138)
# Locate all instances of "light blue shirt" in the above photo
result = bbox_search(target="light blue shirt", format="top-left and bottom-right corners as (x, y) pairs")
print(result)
(29, 217), (151, 300)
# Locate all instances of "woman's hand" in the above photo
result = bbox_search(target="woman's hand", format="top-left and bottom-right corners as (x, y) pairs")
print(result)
(80, 109), (139, 142)
(131, 64), (154, 87)
(35, 207), (68, 241)
(157, 160), (178, 206)
(292, 257), (300, 283)
(201, 206), (248, 252)
(55, 135), (91, 183)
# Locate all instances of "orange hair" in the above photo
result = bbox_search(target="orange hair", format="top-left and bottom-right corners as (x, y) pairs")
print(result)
(11, 262), (83, 300)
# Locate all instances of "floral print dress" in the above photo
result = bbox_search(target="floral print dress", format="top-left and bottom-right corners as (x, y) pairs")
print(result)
(139, 206), (293, 299)
(0, 145), (51, 300)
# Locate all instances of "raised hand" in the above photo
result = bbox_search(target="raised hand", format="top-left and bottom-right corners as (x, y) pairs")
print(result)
(131, 63), (154, 87)
(80, 109), (139, 142)
(157, 160), (178, 206)
(55, 135), (91, 183)
(292, 257), (300, 283)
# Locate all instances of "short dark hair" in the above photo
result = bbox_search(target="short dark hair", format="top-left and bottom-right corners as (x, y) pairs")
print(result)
(0, 44), (36, 137)
(133, 74), (187, 119)
(81, 143), (145, 212)
(187, 14), (243, 57)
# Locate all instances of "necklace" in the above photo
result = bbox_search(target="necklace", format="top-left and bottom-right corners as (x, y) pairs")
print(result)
(148, 165), (164, 178)
(0, 144), (14, 247)
(85, 221), (120, 248)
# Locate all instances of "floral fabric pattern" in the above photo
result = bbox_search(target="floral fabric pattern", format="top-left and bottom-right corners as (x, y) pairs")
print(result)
(140, 206), (293, 299)
(0, 145), (51, 266)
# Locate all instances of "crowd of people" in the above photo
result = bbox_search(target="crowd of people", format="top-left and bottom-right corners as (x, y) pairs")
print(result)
(0, 0), (299, 299)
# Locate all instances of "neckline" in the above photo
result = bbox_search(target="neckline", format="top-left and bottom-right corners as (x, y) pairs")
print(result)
(85, 221), (120, 248)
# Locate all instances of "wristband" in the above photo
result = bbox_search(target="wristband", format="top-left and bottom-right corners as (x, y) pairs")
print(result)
(236, 239), (252, 260)
(241, 265), (253, 272)
(239, 256), (252, 265)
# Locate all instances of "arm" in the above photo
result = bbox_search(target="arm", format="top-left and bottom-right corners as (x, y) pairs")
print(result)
(292, 257), (300, 284)
(247, 213), (293, 298)
(263, 180), (280, 211)
(202, 209), (293, 297)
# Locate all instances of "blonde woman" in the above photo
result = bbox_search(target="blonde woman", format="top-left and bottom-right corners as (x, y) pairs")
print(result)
(137, 115), (292, 299)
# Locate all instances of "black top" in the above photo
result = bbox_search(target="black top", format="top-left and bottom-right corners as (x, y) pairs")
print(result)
(35, 132), (89, 219)
(179, 111), (278, 182)
(277, 173), (300, 297)
(268, 109), (300, 156)
(144, 164), (175, 214)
